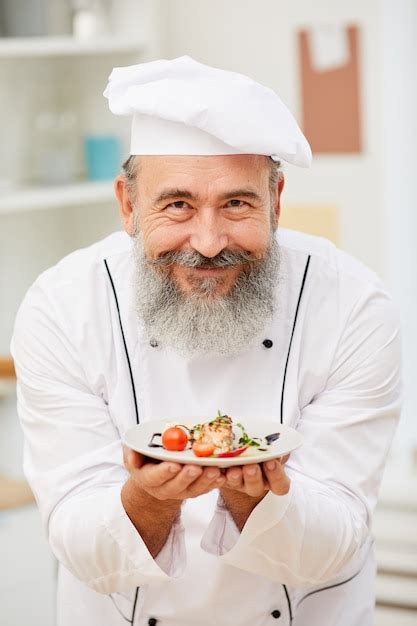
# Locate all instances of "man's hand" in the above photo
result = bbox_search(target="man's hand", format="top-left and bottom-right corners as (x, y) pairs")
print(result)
(123, 446), (226, 501)
(121, 446), (226, 558)
(220, 456), (290, 531)
(223, 455), (290, 497)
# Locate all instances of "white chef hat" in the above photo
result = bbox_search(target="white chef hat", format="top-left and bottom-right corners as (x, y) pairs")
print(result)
(103, 55), (312, 167)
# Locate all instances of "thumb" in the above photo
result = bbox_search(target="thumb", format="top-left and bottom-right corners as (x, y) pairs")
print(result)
(123, 446), (144, 471)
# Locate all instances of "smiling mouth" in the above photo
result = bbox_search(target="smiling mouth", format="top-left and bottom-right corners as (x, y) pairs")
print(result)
(190, 266), (230, 275)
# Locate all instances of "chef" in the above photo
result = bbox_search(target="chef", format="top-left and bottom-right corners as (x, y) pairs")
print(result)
(11, 56), (401, 626)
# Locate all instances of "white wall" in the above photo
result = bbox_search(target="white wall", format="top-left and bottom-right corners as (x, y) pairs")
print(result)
(380, 0), (417, 452)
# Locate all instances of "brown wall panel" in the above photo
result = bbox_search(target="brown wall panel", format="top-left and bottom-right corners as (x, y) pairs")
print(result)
(299, 25), (362, 153)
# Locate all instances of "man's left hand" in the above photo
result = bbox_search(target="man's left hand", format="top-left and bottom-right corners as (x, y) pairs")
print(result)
(223, 455), (290, 498)
(220, 456), (290, 531)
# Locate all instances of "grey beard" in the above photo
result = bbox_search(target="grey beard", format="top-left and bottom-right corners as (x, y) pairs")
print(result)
(132, 236), (280, 357)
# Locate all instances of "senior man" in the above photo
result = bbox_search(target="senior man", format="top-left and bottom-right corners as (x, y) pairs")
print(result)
(12, 57), (401, 626)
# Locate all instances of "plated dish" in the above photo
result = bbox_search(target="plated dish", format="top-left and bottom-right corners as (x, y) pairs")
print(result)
(123, 412), (303, 468)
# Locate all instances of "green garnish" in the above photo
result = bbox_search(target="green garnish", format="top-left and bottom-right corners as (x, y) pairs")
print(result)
(236, 422), (261, 447)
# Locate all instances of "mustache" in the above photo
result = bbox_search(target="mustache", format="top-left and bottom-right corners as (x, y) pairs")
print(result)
(149, 248), (261, 269)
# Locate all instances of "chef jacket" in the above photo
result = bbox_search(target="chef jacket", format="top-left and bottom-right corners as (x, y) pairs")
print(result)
(11, 228), (401, 626)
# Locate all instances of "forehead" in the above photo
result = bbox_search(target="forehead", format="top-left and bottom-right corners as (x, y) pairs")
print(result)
(137, 154), (270, 192)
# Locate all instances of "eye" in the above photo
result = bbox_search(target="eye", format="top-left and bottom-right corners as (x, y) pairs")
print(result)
(167, 201), (190, 210)
(226, 199), (247, 209)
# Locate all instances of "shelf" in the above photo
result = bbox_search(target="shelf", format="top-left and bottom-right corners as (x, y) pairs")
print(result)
(0, 181), (115, 214)
(0, 35), (143, 58)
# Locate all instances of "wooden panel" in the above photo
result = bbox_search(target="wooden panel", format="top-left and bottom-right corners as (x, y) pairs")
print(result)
(279, 203), (339, 245)
(0, 356), (15, 379)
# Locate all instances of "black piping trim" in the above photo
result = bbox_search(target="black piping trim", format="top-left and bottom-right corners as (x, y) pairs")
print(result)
(104, 259), (139, 426)
(279, 256), (310, 622)
(280, 255), (311, 424)
(108, 595), (131, 623)
(295, 540), (374, 610)
(104, 259), (140, 624)
(283, 584), (293, 623)
(130, 587), (139, 625)
(296, 568), (362, 609)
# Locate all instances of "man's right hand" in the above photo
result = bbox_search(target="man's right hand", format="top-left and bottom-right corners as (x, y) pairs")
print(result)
(121, 447), (226, 558)
(123, 446), (226, 501)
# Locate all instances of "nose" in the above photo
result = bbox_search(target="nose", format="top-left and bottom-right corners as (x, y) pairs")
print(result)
(188, 209), (229, 258)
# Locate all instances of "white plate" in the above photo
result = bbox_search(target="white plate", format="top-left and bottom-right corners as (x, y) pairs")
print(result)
(123, 418), (304, 468)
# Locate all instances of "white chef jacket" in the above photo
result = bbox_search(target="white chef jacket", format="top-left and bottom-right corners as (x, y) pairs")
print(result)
(11, 228), (401, 626)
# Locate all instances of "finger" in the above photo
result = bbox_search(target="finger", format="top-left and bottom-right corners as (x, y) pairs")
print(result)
(123, 445), (130, 467)
(157, 464), (204, 499)
(123, 447), (145, 471)
(263, 460), (290, 495)
(242, 464), (267, 497)
(186, 467), (225, 498)
(139, 461), (182, 489)
(278, 454), (290, 465)
(224, 467), (244, 490)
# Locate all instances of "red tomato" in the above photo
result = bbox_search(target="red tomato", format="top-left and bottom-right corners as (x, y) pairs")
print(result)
(192, 442), (215, 457)
(162, 427), (188, 451)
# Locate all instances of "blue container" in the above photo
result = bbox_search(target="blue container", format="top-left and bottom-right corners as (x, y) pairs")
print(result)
(84, 135), (121, 181)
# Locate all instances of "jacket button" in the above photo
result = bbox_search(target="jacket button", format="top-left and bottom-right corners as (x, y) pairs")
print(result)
(148, 619), (158, 626)
(271, 609), (281, 618)
(149, 338), (159, 348)
(263, 339), (273, 349)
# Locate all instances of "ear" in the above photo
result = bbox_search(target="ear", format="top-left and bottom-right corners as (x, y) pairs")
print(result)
(272, 173), (285, 228)
(114, 176), (136, 236)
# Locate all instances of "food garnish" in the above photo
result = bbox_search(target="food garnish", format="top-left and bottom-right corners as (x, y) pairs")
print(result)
(216, 446), (248, 458)
(148, 411), (280, 458)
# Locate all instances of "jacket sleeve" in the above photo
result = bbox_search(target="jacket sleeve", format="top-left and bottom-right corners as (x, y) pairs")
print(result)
(11, 280), (185, 594)
(201, 284), (402, 587)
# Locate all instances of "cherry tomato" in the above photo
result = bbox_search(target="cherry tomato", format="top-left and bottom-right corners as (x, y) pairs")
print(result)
(216, 446), (248, 458)
(192, 442), (215, 457)
(162, 427), (188, 452)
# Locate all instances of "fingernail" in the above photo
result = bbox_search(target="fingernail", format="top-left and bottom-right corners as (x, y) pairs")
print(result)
(266, 461), (276, 471)
(246, 466), (257, 476)
(186, 466), (200, 478)
(207, 469), (218, 479)
(168, 464), (180, 473)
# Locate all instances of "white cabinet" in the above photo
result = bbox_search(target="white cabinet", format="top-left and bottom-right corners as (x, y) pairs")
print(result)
(0, 1), (161, 351)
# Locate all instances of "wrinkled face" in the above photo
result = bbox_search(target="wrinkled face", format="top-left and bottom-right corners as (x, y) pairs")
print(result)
(117, 154), (281, 297)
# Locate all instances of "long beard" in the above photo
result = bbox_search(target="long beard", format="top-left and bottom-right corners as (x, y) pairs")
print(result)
(132, 235), (280, 357)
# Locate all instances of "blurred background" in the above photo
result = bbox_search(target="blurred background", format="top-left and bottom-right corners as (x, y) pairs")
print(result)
(0, 1), (416, 624)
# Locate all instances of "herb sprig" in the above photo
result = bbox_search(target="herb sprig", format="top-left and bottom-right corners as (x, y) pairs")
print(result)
(236, 422), (262, 448)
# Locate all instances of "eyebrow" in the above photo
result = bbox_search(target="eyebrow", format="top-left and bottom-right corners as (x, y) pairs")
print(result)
(219, 189), (263, 202)
(154, 187), (263, 204)
(154, 188), (196, 204)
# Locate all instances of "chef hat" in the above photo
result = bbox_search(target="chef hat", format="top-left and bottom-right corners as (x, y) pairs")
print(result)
(103, 55), (312, 167)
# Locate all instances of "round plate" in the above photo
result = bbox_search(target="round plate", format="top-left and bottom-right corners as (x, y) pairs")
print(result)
(123, 418), (304, 468)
